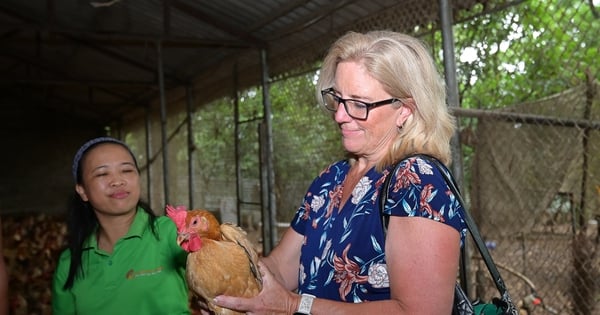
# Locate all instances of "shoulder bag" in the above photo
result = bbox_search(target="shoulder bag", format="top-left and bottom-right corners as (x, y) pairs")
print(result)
(379, 154), (519, 315)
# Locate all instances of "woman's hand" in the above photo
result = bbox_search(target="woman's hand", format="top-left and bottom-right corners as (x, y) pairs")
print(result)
(213, 261), (300, 315)
(191, 295), (215, 315)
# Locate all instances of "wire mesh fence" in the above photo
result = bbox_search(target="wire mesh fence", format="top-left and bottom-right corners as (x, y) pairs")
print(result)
(459, 79), (600, 315)
(451, 1), (600, 314)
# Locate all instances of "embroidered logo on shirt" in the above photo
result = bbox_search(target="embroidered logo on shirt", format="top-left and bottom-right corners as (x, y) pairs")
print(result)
(125, 266), (163, 279)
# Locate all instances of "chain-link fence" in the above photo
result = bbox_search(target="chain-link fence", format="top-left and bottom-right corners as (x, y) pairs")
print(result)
(460, 79), (600, 315)
(451, 1), (599, 314)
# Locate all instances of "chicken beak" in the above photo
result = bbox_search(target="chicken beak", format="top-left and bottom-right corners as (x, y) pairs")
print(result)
(176, 233), (189, 247)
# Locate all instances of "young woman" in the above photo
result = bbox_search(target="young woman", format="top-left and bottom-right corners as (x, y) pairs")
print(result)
(52, 137), (190, 314)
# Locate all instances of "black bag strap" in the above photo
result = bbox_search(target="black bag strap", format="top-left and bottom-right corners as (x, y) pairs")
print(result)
(379, 154), (517, 313)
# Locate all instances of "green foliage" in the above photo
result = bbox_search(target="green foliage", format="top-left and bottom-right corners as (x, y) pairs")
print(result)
(454, 0), (599, 110)
(270, 73), (342, 182)
(190, 100), (236, 181)
(189, 72), (341, 186)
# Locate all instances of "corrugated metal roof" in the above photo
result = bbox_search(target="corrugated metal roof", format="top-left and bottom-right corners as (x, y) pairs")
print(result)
(0, 0), (489, 129)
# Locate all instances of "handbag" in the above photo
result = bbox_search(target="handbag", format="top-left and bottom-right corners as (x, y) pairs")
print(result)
(379, 154), (519, 315)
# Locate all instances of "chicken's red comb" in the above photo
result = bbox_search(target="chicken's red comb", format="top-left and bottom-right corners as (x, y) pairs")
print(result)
(165, 204), (188, 231)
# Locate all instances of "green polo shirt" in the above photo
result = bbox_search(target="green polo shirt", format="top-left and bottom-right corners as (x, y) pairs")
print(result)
(52, 209), (190, 315)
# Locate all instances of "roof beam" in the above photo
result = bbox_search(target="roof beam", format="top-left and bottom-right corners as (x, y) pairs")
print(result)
(169, 0), (265, 48)
(61, 34), (186, 85)
(0, 0), (250, 47)
(1, 78), (158, 88)
(268, 0), (354, 40)
(247, 0), (311, 31)
(0, 49), (160, 105)
(0, 4), (183, 85)
(0, 49), (72, 80)
(0, 26), (252, 48)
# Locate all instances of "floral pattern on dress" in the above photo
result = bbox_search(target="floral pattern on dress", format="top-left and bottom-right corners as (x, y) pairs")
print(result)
(290, 156), (467, 302)
(367, 263), (389, 288)
(351, 176), (372, 205)
(333, 243), (369, 301)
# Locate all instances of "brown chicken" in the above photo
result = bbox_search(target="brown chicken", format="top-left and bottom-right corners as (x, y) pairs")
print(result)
(165, 205), (262, 315)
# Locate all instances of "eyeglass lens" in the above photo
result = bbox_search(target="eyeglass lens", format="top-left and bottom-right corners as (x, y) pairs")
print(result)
(322, 92), (368, 119)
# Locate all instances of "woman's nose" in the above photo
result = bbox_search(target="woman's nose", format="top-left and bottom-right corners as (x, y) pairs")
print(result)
(110, 177), (125, 187)
(334, 102), (351, 122)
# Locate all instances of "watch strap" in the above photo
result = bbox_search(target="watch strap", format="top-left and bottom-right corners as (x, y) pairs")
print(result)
(293, 293), (315, 315)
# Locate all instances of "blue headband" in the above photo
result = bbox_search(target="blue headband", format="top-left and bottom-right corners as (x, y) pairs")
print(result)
(72, 137), (129, 182)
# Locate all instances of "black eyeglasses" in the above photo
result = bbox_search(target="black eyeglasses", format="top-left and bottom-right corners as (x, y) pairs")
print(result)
(320, 88), (402, 120)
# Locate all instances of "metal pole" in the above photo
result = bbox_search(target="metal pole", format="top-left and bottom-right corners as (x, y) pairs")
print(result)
(439, 0), (464, 184)
(260, 48), (277, 255)
(145, 107), (152, 208)
(186, 85), (195, 208)
(233, 63), (242, 226)
(440, 0), (470, 298)
(157, 40), (170, 205)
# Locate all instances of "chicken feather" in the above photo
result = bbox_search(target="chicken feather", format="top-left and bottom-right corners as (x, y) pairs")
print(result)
(166, 205), (262, 315)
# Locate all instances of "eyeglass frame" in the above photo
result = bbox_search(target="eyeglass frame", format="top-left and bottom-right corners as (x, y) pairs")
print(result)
(320, 88), (405, 120)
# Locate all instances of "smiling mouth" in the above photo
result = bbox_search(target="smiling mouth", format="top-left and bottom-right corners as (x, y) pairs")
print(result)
(111, 191), (129, 198)
(341, 129), (359, 136)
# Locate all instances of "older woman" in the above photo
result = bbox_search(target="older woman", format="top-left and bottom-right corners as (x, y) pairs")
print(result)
(215, 30), (467, 314)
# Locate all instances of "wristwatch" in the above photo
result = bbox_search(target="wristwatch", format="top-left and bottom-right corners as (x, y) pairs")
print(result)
(293, 293), (316, 315)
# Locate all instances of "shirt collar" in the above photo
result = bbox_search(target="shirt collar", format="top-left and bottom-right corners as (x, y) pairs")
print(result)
(82, 207), (149, 250)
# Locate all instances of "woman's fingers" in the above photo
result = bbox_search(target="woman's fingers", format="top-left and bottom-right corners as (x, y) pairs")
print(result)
(212, 260), (294, 315)
(212, 295), (251, 312)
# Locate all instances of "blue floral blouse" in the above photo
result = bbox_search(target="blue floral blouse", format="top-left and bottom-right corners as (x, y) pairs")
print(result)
(290, 155), (468, 302)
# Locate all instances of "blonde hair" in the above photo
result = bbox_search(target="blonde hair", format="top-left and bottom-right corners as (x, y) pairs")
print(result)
(316, 30), (455, 169)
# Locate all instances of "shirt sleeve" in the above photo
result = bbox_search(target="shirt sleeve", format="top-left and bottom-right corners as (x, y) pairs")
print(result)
(290, 181), (317, 236)
(159, 217), (188, 269)
(383, 156), (466, 234)
(51, 250), (76, 315)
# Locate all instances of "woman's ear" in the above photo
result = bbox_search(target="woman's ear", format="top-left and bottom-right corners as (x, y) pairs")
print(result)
(396, 100), (414, 128)
(75, 184), (89, 202)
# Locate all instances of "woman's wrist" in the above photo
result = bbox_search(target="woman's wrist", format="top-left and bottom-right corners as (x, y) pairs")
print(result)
(289, 293), (301, 314)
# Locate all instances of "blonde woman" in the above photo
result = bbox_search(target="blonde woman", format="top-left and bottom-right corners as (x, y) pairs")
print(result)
(215, 30), (467, 315)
